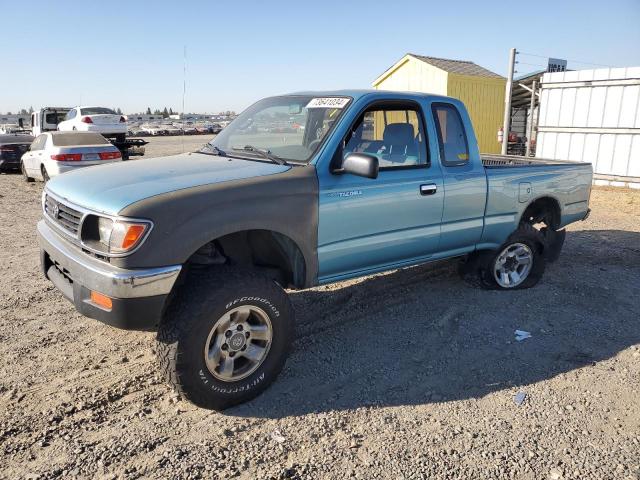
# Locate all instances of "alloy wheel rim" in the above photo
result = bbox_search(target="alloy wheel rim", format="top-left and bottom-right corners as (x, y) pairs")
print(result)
(493, 242), (533, 288)
(204, 305), (273, 382)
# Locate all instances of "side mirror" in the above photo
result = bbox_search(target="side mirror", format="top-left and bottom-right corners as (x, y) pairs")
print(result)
(337, 152), (379, 179)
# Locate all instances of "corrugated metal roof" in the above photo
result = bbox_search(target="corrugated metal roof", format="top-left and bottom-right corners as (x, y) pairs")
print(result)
(408, 54), (504, 79)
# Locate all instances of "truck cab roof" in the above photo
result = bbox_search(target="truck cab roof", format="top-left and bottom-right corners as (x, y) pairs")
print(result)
(287, 89), (460, 104)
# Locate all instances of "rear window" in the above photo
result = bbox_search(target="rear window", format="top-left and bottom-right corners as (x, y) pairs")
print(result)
(431, 103), (470, 166)
(80, 107), (117, 115)
(45, 112), (68, 124)
(52, 133), (110, 146)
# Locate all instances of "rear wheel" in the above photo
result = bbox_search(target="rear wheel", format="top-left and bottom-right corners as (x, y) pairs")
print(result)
(156, 268), (295, 410)
(21, 162), (34, 182)
(460, 224), (546, 290)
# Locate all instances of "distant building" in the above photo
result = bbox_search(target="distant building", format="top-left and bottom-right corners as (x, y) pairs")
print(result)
(372, 53), (506, 153)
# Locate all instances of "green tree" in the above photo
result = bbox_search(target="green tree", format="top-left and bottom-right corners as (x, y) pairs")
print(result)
(116, 108), (123, 115)
(146, 107), (152, 115)
(169, 108), (174, 116)
(162, 107), (169, 118)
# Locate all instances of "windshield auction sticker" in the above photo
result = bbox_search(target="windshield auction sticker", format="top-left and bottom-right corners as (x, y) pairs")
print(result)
(306, 97), (350, 109)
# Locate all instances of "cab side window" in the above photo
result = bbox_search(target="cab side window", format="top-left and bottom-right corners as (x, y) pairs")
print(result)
(344, 106), (428, 169)
(432, 103), (469, 166)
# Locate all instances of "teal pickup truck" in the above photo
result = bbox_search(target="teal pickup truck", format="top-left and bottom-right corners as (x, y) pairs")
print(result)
(37, 90), (592, 409)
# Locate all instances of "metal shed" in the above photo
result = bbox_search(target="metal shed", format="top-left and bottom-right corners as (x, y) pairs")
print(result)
(536, 67), (640, 188)
(372, 54), (506, 153)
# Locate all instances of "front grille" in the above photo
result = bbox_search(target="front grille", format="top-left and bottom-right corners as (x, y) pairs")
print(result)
(44, 195), (83, 235)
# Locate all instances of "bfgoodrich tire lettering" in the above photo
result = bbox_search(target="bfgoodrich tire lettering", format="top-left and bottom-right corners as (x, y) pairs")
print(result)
(156, 268), (294, 410)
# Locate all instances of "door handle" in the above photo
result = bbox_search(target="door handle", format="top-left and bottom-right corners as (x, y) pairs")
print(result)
(420, 184), (437, 196)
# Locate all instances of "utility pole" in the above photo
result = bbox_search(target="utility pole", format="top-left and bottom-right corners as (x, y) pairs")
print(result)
(501, 47), (517, 155)
(525, 79), (537, 157)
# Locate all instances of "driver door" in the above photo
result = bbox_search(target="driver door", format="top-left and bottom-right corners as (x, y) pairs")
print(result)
(317, 100), (444, 282)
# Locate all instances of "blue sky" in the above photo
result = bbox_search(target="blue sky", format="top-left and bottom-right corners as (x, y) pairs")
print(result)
(1, 0), (639, 114)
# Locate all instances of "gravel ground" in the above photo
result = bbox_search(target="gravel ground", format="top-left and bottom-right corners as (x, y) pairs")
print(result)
(138, 134), (214, 159)
(0, 138), (638, 479)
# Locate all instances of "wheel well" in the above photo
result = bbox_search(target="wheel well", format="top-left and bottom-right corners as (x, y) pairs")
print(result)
(521, 197), (561, 229)
(184, 230), (306, 289)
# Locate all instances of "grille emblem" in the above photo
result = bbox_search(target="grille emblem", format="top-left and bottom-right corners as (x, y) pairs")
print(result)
(51, 203), (60, 219)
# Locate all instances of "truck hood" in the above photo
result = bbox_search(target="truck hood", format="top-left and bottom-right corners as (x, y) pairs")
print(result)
(45, 153), (290, 215)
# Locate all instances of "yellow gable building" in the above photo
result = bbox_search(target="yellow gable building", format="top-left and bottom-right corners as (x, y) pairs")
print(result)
(373, 54), (506, 154)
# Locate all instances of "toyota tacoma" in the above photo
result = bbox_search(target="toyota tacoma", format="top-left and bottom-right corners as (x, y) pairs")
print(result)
(37, 90), (592, 409)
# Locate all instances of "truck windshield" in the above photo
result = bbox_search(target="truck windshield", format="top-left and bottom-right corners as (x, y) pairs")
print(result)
(206, 95), (351, 163)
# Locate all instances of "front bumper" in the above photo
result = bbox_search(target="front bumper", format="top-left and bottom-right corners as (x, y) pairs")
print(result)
(37, 219), (181, 330)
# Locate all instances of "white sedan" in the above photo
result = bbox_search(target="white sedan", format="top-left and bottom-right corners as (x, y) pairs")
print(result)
(57, 107), (128, 141)
(21, 132), (122, 182)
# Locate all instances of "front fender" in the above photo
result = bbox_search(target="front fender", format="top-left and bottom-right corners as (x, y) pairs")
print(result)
(114, 165), (319, 287)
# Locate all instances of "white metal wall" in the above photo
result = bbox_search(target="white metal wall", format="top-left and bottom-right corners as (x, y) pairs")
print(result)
(537, 67), (640, 183)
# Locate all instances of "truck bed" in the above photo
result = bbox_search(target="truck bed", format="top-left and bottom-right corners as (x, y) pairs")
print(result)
(481, 154), (583, 168)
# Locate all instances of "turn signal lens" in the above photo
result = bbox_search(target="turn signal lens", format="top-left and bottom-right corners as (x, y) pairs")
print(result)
(108, 221), (149, 253)
(90, 291), (112, 310)
(121, 224), (146, 250)
(87, 217), (150, 254)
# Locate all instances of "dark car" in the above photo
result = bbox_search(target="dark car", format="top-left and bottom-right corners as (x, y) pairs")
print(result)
(0, 134), (34, 173)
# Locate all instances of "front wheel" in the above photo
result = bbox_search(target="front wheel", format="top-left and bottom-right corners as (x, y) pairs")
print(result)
(156, 268), (295, 410)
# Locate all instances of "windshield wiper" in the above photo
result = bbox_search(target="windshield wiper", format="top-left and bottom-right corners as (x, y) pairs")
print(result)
(199, 143), (227, 157)
(232, 145), (287, 165)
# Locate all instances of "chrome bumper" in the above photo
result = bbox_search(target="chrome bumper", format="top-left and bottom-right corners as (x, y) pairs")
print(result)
(37, 219), (181, 299)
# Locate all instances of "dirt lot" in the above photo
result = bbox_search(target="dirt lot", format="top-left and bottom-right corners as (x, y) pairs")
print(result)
(1, 137), (639, 479)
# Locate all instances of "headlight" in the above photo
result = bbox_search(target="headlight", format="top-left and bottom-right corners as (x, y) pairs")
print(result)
(82, 216), (151, 255)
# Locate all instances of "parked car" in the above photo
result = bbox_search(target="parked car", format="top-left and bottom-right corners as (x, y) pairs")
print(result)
(21, 132), (121, 182)
(0, 133), (34, 172)
(181, 125), (198, 135)
(37, 91), (592, 410)
(57, 107), (127, 142)
(140, 124), (167, 136)
(160, 123), (182, 136)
